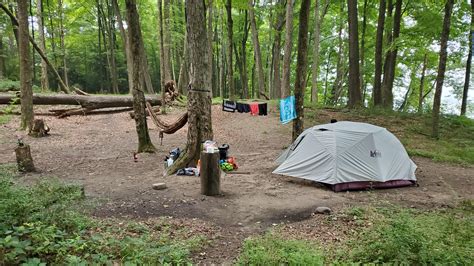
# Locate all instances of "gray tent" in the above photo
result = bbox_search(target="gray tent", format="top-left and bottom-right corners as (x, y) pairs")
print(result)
(273, 121), (417, 191)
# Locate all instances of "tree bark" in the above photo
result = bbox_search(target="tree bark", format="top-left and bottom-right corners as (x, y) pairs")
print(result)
(418, 53), (428, 114)
(106, 1), (119, 94)
(235, 11), (249, 99)
(359, 0), (368, 103)
(0, 36), (5, 79)
(18, 0), (34, 130)
(225, 0), (235, 100)
(461, 0), (473, 116)
(58, 0), (68, 87)
(330, 2), (345, 105)
(112, 0), (132, 93)
(167, 0), (212, 174)
(207, 0), (214, 98)
(272, 0), (285, 100)
(177, 30), (189, 95)
(36, 0), (49, 91)
(15, 144), (35, 172)
(248, 0), (266, 99)
(373, 0), (385, 106)
(347, 0), (362, 108)
(281, 0), (294, 98)
(432, 0), (454, 139)
(292, 0), (310, 141)
(126, 0), (156, 153)
(157, 0), (167, 113)
(310, 0), (321, 103)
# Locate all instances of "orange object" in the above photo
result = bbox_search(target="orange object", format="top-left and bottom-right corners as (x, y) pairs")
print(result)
(249, 103), (259, 115)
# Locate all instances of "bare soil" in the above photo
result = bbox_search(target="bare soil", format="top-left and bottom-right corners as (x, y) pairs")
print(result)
(1, 104), (472, 264)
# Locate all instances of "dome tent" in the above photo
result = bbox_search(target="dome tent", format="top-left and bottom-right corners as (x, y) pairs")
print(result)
(273, 121), (417, 192)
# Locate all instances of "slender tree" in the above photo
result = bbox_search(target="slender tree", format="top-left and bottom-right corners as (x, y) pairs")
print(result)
(347, 0), (362, 108)
(36, 0), (49, 91)
(225, 0), (235, 100)
(207, 0), (214, 97)
(418, 53), (428, 114)
(17, 0), (34, 130)
(373, 0), (386, 106)
(112, 0), (133, 92)
(167, 0), (213, 174)
(432, 0), (454, 139)
(461, 0), (473, 116)
(271, 0), (285, 99)
(281, 0), (294, 98)
(58, 0), (68, 87)
(359, 0), (368, 101)
(292, 0), (310, 140)
(249, 0), (267, 99)
(310, 0), (329, 104)
(125, 0), (155, 153)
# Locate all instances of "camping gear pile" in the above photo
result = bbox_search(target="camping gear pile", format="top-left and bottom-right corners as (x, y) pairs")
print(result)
(274, 121), (417, 192)
(217, 144), (238, 172)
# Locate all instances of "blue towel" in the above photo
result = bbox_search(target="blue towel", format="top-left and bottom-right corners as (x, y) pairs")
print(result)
(280, 96), (297, 124)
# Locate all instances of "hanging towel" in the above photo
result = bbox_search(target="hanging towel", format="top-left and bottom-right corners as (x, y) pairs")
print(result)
(223, 100), (237, 112)
(258, 103), (268, 116)
(249, 103), (259, 116)
(243, 103), (251, 113)
(280, 96), (297, 124)
(236, 102), (246, 113)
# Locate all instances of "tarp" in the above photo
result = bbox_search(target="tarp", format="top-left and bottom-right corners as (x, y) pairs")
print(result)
(274, 121), (417, 188)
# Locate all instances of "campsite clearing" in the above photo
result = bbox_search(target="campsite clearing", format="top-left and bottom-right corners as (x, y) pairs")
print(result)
(0, 104), (472, 263)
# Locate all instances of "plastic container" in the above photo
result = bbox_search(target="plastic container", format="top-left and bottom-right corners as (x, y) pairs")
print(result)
(218, 144), (230, 160)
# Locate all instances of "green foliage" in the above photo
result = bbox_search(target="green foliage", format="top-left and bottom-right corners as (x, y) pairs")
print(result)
(347, 207), (474, 265)
(0, 164), (205, 264)
(0, 79), (20, 92)
(238, 233), (324, 265)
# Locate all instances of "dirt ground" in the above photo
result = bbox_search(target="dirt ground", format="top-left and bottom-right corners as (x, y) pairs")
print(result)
(1, 104), (472, 264)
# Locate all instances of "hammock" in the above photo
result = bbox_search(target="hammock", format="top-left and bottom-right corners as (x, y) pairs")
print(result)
(146, 102), (188, 144)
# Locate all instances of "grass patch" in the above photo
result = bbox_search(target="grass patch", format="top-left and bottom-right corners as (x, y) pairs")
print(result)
(238, 204), (473, 265)
(0, 164), (206, 264)
(238, 233), (324, 265)
(306, 107), (474, 165)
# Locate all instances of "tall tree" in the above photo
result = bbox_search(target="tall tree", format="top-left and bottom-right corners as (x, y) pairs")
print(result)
(17, 0), (34, 130)
(207, 0), (214, 97)
(461, 0), (473, 116)
(271, 0), (285, 99)
(418, 53), (428, 113)
(163, 0), (172, 81)
(0, 33), (5, 79)
(310, 0), (329, 103)
(381, 0), (402, 108)
(281, 0), (294, 98)
(248, 0), (267, 99)
(347, 0), (362, 108)
(36, 0), (49, 91)
(292, 0), (310, 140)
(359, 0), (368, 101)
(157, 0), (166, 112)
(373, 0), (386, 106)
(225, 0), (235, 100)
(125, 0), (155, 153)
(58, 0), (68, 87)
(432, 0), (454, 139)
(167, 0), (213, 174)
(112, 0), (133, 92)
(330, 2), (345, 104)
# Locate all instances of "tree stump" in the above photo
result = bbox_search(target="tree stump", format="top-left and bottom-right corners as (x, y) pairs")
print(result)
(28, 119), (49, 137)
(200, 151), (221, 196)
(15, 144), (35, 172)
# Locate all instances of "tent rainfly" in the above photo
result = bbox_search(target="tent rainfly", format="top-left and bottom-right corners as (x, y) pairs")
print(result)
(273, 121), (417, 192)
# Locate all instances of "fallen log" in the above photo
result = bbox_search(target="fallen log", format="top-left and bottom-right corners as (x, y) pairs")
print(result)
(0, 93), (162, 108)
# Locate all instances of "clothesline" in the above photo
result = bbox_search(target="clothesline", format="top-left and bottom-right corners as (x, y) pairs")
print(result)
(222, 100), (268, 116)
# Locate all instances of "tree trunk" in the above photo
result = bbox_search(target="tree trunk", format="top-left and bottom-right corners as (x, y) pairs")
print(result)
(292, 0), (310, 141)
(382, 0), (402, 109)
(432, 0), (454, 139)
(106, 1), (119, 94)
(58, 0), (68, 87)
(0, 36), (5, 79)
(461, 0), (473, 116)
(126, 0), (156, 153)
(219, 9), (225, 98)
(347, 0), (362, 108)
(272, 1), (285, 100)
(235, 11), (249, 99)
(208, 0), (214, 98)
(112, 0), (133, 93)
(281, 0), (294, 98)
(225, 0), (235, 100)
(310, 0), (320, 103)
(418, 53), (428, 114)
(330, 3), (344, 105)
(373, 0), (385, 106)
(200, 152), (220, 196)
(18, 0), (34, 130)
(163, 0), (172, 82)
(177, 30), (189, 95)
(158, 0), (166, 112)
(359, 0), (368, 103)
(167, 0), (212, 174)
(36, 0), (49, 91)
(249, 0), (266, 98)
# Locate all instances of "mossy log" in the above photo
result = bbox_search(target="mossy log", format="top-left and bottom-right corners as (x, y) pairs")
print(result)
(15, 144), (35, 172)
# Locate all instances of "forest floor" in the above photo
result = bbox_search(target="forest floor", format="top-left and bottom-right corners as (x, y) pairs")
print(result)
(0, 103), (473, 264)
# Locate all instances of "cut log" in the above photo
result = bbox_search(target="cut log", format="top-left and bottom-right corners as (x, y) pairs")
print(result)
(200, 151), (221, 196)
(28, 119), (49, 137)
(15, 143), (35, 172)
(0, 93), (162, 108)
